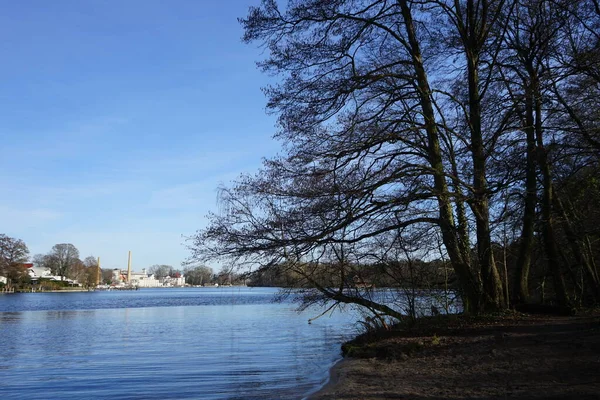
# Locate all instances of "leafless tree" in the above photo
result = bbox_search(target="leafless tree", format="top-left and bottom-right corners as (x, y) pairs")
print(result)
(48, 243), (80, 280)
(0, 234), (30, 286)
(190, 0), (600, 316)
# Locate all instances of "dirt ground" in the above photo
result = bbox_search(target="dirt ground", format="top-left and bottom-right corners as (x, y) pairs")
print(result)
(309, 313), (600, 400)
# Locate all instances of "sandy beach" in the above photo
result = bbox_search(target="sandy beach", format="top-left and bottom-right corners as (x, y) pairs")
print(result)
(309, 313), (600, 399)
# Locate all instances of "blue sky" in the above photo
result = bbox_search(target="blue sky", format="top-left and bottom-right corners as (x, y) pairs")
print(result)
(0, 0), (279, 271)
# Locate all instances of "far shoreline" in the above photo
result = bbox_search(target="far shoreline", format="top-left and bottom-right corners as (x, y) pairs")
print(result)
(4, 285), (253, 294)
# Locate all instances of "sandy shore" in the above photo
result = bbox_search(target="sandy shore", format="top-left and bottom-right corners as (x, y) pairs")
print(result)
(309, 313), (600, 400)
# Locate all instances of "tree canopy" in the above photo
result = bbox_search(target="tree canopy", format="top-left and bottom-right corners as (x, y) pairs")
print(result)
(0, 234), (30, 285)
(190, 0), (600, 317)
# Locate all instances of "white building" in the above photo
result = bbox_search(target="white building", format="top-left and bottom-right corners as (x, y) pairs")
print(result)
(111, 269), (160, 287)
(162, 275), (185, 287)
(131, 271), (162, 288)
(28, 266), (52, 279)
(27, 265), (81, 286)
(111, 268), (184, 287)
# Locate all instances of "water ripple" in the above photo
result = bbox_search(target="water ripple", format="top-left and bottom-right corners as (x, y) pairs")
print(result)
(0, 288), (357, 399)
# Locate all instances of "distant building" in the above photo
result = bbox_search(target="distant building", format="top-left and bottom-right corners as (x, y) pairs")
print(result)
(26, 264), (81, 286)
(112, 269), (156, 286)
(27, 264), (52, 279)
(111, 268), (184, 287)
(162, 273), (185, 287)
(131, 269), (161, 288)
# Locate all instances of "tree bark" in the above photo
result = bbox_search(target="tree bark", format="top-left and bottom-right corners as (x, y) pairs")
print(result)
(399, 0), (483, 313)
(514, 74), (538, 305)
(534, 90), (569, 306)
(464, 0), (505, 310)
(554, 195), (600, 302)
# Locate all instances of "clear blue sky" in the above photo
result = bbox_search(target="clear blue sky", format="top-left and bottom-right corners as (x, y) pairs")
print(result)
(0, 0), (279, 271)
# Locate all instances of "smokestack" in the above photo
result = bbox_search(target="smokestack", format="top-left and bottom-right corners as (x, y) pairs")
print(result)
(96, 257), (101, 285)
(127, 251), (132, 283)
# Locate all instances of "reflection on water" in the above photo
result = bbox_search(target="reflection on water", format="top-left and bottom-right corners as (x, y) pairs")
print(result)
(0, 288), (357, 399)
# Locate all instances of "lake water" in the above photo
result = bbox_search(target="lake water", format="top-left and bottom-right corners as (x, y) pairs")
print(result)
(0, 287), (360, 400)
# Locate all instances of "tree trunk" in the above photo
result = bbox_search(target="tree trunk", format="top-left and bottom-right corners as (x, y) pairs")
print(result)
(449, 142), (472, 268)
(554, 195), (600, 302)
(466, 48), (504, 310)
(398, 0), (483, 313)
(514, 76), (537, 304)
(535, 94), (569, 307)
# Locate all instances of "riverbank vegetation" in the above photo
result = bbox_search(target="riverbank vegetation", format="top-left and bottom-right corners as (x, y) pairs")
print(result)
(189, 0), (600, 321)
(0, 235), (102, 291)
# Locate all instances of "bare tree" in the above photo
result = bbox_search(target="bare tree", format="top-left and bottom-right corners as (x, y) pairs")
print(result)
(184, 265), (213, 286)
(0, 234), (30, 286)
(81, 256), (99, 286)
(192, 0), (508, 314)
(190, 0), (600, 316)
(148, 264), (174, 279)
(48, 243), (80, 280)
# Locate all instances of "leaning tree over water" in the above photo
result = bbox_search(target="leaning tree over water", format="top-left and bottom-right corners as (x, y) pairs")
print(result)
(189, 0), (600, 318)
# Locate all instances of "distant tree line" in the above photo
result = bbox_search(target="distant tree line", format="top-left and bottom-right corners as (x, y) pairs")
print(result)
(183, 264), (245, 286)
(247, 259), (454, 290)
(0, 235), (100, 290)
(189, 0), (600, 319)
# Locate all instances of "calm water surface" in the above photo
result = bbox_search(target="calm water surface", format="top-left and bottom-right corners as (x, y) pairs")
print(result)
(0, 288), (359, 399)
